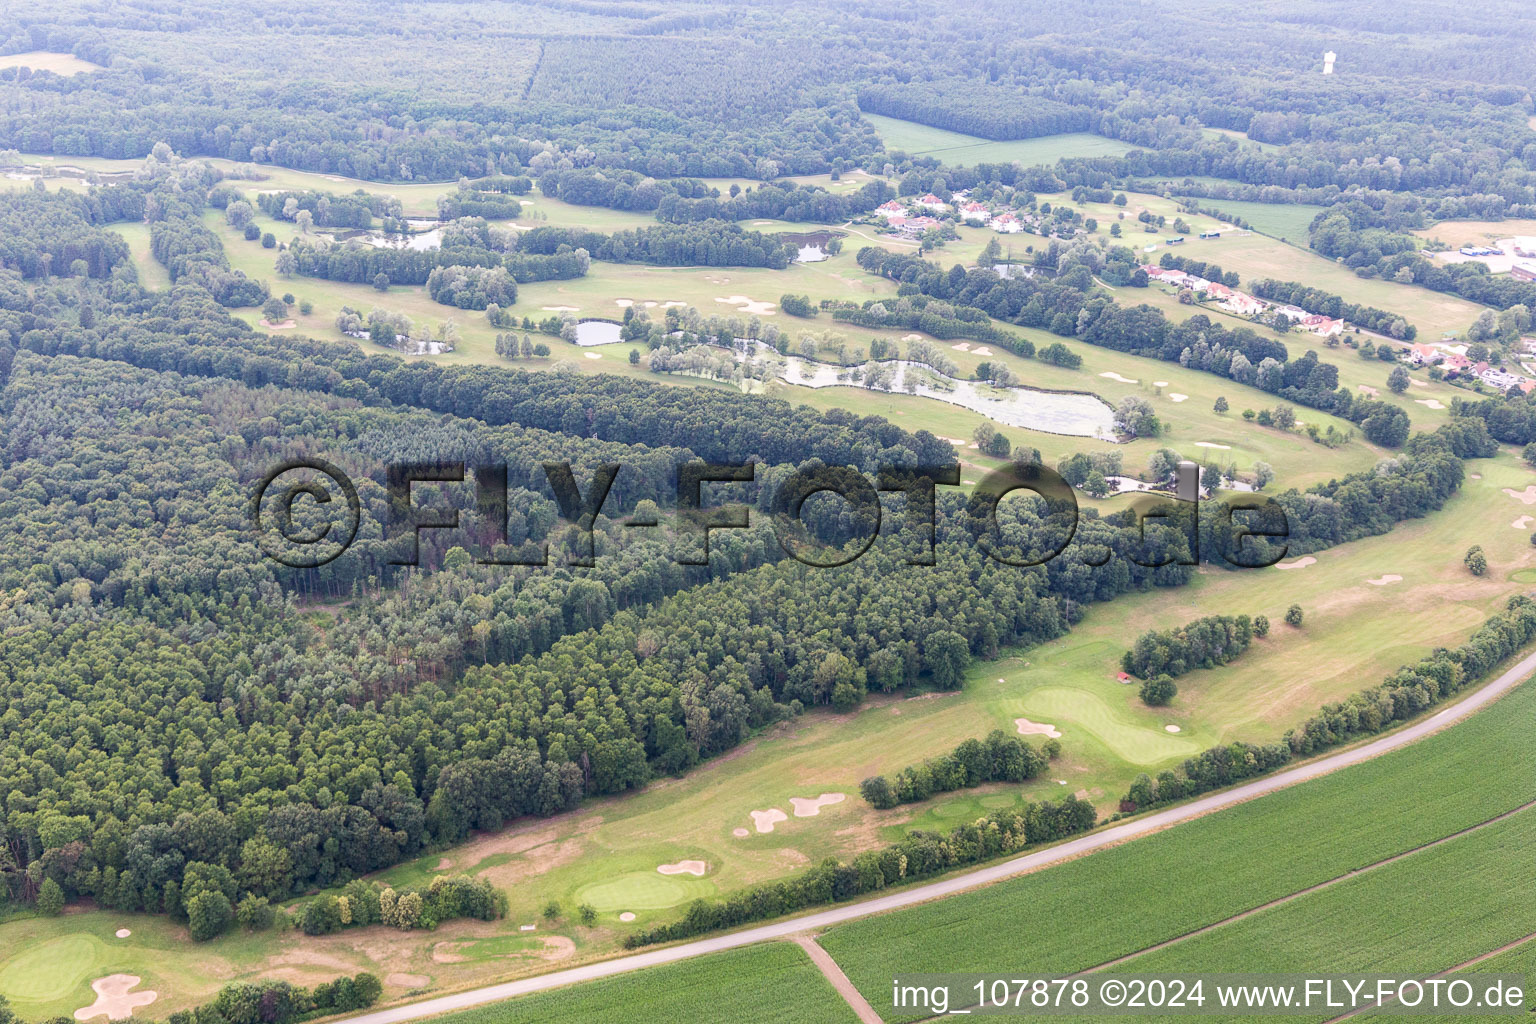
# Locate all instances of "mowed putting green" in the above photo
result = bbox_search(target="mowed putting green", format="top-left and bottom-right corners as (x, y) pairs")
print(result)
(575, 871), (715, 912)
(1022, 686), (1200, 764)
(0, 934), (105, 1003)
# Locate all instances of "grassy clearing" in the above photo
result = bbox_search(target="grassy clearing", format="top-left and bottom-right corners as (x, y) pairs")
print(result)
(411, 943), (860, 1024)
(1181, 197), (1322, 244)
(1414, 217), (1536, 249)
(1199, 127), (1281, 153)
(821, 653), (1536, 1021)
(0, 51), (101, 74)
(113, 221), (172, 291)
(863, 113), (1140, 165)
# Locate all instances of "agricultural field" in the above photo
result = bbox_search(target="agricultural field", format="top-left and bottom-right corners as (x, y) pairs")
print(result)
(862, 113), (1142, 164)
(821, 664), (1536, 1021)
(402, 944), (861, 1024)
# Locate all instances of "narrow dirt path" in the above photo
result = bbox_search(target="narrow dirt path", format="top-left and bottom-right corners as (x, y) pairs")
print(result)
(792, 935), (883, 1024)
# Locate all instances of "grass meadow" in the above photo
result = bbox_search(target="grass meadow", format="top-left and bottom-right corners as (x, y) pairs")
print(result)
(862, 113), (1142, 164)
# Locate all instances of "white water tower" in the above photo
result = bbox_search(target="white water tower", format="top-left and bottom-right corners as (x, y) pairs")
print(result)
(1323, 50), (1337, 74)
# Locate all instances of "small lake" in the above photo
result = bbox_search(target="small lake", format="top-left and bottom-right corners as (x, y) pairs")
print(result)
(664, 340), (1118, 439)
(572, 320), (623, 346)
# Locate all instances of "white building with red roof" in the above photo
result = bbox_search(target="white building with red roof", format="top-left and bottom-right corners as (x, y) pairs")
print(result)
(989, 212), (1022, 233)
(916, 193), (948, 211)
(876, 200), (906, 220)
(959, 201), (990, 223)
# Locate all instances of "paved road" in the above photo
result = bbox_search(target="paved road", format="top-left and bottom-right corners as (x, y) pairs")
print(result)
(339, 649), (1536, 1024)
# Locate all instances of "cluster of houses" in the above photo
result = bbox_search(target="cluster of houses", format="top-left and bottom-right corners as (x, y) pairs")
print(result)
(1141, 263), (1354, 334)
(875, 193), (1026, 236)
(1407, 343), (1535, 392)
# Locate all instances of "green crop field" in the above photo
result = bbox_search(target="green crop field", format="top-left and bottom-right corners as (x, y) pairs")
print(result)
(1109, 807), (1536, 1020)
(821, 665), (1536, 1021)
(406, 943), (860, 1024)
(862, 113), (1141, 164)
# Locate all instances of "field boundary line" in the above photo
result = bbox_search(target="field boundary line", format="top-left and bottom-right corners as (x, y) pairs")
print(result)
(790, 935), (883, 1024)
(1075, 799), (1536, 975)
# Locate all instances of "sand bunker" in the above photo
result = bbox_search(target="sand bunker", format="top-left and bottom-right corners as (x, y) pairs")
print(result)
(732, 828), (750, 838)
(714, 295), (776, 316)
(1410, 378), (1429, 387)
(972, 346), (993, 356)
(951, 342), (972, 351)
(1015, 717), (1062, 738)
(386, 973), (429, 989)
(1169, 393), (1188, 402)
(619, 912), (636, 922)
(1366, 574), (1403, 586)
(75, 976), (156, 1021)
(1153, 380), (1169, 387)
(1195, 441), (1232, 449)
(1358, 384), (1379, 396)
(790, 793), (846, 818)
(615, 298), (633, 307)
(1504, 486), (1536, 505)
(750, 808), (788, 833)
(541, 305), (578, 312)
(436, 857), (452, 870)
(1276, 556), (1317, 570)
(1415, 399), (1446, 410)
(114, 929), (131, 939)
(1471, 473), (1483, 479)
(902, 333), (922, 341)
(519, 924), (537, 932)
(584, 352), (602, 360)
(657, 860), (708, 876)
(519, 199), (534, 206)
(752, 220), (773, 225)
(1164, 725), (1181, 733)
(258, 319), (296, 329)
(661, 300), (687, 308)
(1099, 371), (1139, 384)
(1514, 515), (1534, 530)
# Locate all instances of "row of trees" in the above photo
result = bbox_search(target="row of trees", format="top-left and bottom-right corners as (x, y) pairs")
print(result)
(626, 797), (1098, 947)
(300, 875), (505, 935)
(859, 730), (1053, 808)
(1121, 613), (1260, 679)
(1247, 278), (1415, 339)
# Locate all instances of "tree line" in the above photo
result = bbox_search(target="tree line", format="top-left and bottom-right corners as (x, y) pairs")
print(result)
(625, 796), (1098, 947)
(859, 730), (1053, 808)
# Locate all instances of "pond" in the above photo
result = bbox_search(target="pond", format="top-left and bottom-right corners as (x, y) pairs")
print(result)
(664, 340), (1118, 439)
(572, 320), (623, 346)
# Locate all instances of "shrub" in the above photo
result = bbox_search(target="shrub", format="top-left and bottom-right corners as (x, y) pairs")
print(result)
(1138, 675), (1177, 706)
(1285, 604), (1304, 627)
(36, 877), (64, 916)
